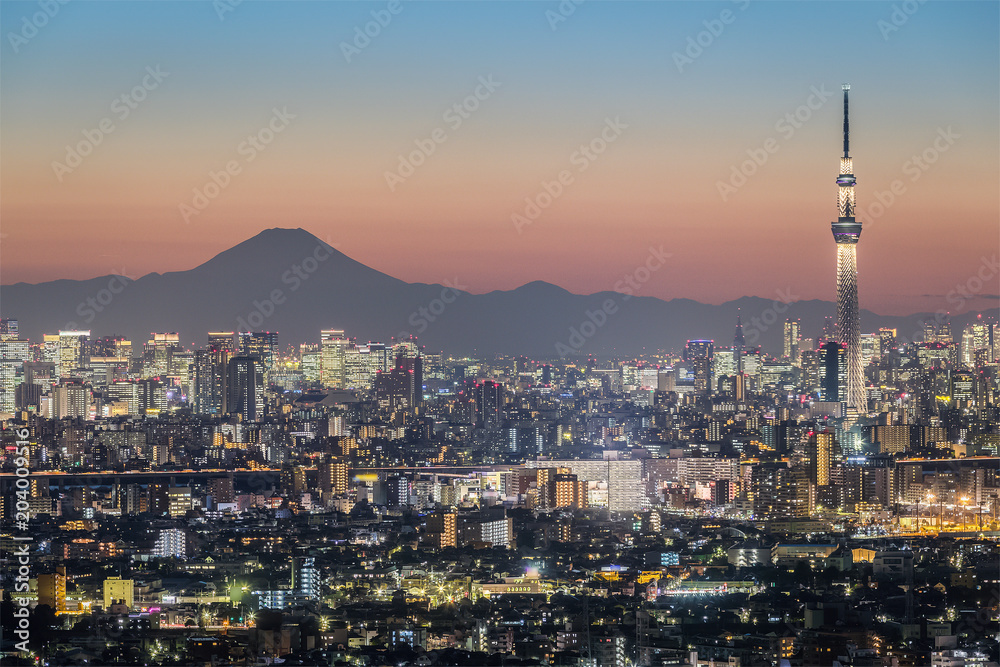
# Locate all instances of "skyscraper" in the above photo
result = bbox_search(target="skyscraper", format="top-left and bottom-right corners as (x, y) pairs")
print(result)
(782, 319), (800, 361)
(733, 314), (745, 373)
(831, 84), (864, 412)
(807, 430), (836, 486)
(193, 333), (235, 415)
(57, 330), (90, 378)
(0, 333), (30, 413)
(143, 332), (180, 378)
(684, 339), (714, 394)
(819, 341), (846, 403)
(320, 329), (347, 388)
(474, 380), (503, 429)
(226, 355), (264, 421)
(237, 331), (279, 379)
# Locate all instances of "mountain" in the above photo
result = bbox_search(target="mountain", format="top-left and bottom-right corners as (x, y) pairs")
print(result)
(0, 228), (980, 358)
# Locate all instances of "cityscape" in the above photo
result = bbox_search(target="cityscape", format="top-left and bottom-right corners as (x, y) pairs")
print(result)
(1, 2), (999, 667)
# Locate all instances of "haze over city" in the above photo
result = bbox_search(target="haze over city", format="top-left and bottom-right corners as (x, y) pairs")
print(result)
(1, 3), (999, 667)
(2, 1), (998, 315)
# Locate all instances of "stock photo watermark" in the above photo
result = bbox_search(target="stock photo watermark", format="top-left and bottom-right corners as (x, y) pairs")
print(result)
(10, 427), (34, 654)
(717, 84), (833, 201)
(546, 0), (585, 31)
(742, 288), (800, 345)
(340, 0), (408, 63)
(556, 245), (670, 356)
(213, 0), (243, 21)
(51, 66), (169, 182)
(385, 75), (501, 192)
(60, 270), (136, 331)
(179, 107), (296, 223)
(395, 279), (468, 341)
(860, 126), (959, 224)
(236, 242), (333, 331)
(895, 253), (998, 348)
(512, 116), (627, 233)
(7, 0), (70, 54)
(673, 0), (750, 74)
(877, 0), (928, 40)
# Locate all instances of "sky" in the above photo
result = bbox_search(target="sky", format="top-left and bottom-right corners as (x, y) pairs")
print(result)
(1, 0), (998, 317)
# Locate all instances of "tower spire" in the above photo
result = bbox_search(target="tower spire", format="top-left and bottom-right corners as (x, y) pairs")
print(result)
(733, 310), (745, 374)
(831, 83), (864, 414)
(843, 83), (850, 158)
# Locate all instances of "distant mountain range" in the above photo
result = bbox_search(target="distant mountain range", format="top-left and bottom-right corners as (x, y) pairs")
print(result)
(0, 228), (983, 358)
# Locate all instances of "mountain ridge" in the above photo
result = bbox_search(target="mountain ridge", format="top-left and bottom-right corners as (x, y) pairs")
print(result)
(0, 228), (981, 357)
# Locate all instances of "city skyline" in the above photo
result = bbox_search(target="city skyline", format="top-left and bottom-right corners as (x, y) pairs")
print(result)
(2, 1), (998, 316)
(3, 3), (1000, 666)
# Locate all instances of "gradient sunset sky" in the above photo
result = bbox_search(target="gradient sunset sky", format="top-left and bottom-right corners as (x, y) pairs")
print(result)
(2, 0), (997, 316)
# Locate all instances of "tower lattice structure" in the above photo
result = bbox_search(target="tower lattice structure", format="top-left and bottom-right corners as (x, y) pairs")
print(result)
(831, 84), (864, 412)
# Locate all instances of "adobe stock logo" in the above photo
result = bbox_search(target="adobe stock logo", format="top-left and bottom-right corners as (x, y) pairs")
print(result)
(52, 66), (170, 182)
(385, 76), (501, 192)
(179, 107), (296, 223)
(395, 279), (468, 340)
(340, 0), (408, 63)
(672, 0), (750, 74)
(7, 0), (70, 54)
(555, 246), (670, 357)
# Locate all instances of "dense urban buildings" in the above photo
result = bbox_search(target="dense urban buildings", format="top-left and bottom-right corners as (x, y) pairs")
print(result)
(1, 3), (997, 665)
(1, 307), (998, 666)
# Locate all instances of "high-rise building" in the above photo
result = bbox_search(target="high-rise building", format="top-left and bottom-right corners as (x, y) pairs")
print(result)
(37, 567), (67, 613)
(299, 343), (320, 383)
(831, 84), (864, 412)
(319, 459), (350, 496)
(291, 556), (321, 600)
(924, 319), (953, 344)
(474, 380), (503, 429)
(821, 316), (838, 344)
(193, 333), (235, 414)
(0, 335), (30, 412)
(143, 333), (180, 378)
(526, 459), (644, 511)
(226, 355), (264, 421)
(168, 487), (192, 517)
(0, 318), (19, 339)
(551, 473), (588, 509)
(152, 528), (187, 558)
(807, 431), (836, 486)
(819, 341), (846, 403)
(712, 349), (736, 381)
(425, 510), (458, 548)
(320, 329), (347, 388)
(237, 331), (279, 380)
(58, 330), (90, 377)
(207, 476), (235, 504)
(752, 462), (811, 519)
(962, 315), (994, 365)
(733, 315), (745, 373)
(877, 328), (897, 355)
(374, 352), (423, 411)
(684, 339), (714, 361)
(51, 380), (92, 419)
(800, 350), (821, 395)
(684, 340), (714, 393)
(860, 333), (880, 367)
(783, 319), (801, 361)
(90, 335), (132, 359)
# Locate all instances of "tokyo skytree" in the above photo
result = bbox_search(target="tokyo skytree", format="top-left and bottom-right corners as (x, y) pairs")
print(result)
(831, 83), (864, 412)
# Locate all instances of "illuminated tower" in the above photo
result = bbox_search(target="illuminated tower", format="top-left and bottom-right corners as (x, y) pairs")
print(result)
(831, 83), (864, 413)
(733, 313), (745, 373)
